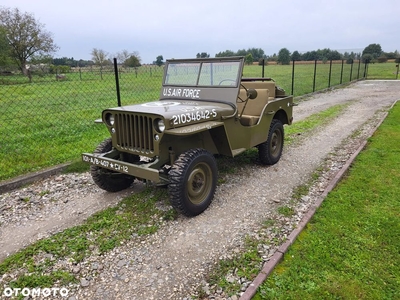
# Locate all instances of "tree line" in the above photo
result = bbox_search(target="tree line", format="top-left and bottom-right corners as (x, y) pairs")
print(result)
(214, 45), (399, 65)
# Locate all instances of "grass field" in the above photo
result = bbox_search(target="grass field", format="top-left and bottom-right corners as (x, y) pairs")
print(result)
(0, 62), (397, 181)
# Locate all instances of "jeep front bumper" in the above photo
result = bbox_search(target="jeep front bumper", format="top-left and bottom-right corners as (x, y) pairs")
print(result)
(82, 153), (162, 183)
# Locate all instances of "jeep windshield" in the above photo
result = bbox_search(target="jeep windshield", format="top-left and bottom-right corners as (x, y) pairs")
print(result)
(161, 57), (244, 104)
(164, 60), (241, 86)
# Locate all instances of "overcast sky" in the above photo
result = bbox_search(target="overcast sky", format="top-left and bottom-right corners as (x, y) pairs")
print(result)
(2, 0), (399, 63)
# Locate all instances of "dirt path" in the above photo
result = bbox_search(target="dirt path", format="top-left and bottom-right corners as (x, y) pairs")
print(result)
(0, 80), (399, 299)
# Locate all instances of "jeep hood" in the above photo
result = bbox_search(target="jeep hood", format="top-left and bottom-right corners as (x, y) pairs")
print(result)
(105, 99), (236, 120)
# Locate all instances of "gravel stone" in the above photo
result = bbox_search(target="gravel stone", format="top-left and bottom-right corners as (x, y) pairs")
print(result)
(80, 278), (90, 287)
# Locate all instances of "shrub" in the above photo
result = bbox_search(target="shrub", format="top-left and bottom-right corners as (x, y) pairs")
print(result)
(377, 56), (388, 63)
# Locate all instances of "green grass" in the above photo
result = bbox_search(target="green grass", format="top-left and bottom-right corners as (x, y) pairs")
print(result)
(254, 102), (400, 299)
(366, 61), (400, 79)
(285, 103), (350, 144)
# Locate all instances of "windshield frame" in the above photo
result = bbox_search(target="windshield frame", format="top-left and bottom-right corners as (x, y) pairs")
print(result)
(163, 57), (244, 88)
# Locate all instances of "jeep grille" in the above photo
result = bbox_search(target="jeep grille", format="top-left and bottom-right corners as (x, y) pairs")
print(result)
(114, 113), (154, 154)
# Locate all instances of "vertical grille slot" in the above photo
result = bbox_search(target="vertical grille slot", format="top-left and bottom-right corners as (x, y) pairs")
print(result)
(114, 113), (154, 154)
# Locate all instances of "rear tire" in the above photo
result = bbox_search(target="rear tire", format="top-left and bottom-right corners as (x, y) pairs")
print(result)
(168, 149), (217, 217)
(258, 119), (284, 165)
(90, 138), (136, 192)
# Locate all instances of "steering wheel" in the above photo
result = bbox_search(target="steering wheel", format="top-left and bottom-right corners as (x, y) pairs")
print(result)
(218, 79), (236, 86)
(237, 83), (249, 103)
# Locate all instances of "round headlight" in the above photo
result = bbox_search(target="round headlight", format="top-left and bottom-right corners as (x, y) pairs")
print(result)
(155, 119), (165, 133)
(105, 113), (115, 126)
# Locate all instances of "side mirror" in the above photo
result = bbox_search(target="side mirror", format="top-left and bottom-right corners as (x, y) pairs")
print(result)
(247, 88), (258, 99)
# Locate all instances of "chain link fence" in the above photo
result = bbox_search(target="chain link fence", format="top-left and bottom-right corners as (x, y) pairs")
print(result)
(0, 65), (164, 180)
(0, 59), (397, 181)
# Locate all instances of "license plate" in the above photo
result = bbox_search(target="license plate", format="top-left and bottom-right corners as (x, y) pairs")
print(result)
(82, 154), (130, 173)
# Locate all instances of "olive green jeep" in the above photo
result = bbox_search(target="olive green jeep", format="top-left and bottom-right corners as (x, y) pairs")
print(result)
(82, 57), (294, 216)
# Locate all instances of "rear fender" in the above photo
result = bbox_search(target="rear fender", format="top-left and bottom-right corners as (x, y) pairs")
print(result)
(273, 109), (289, 125)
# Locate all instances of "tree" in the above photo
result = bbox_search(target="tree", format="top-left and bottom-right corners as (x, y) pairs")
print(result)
(116, 49), (141, 66)
(155, 55), (164, 67)
(291, 50), (301, 61)
(215, 50), (235, 57)
(0, 7), (58, 81)
(362, 43), (382, 60)
(52, 57), (78, 67)
(196, 52), (210, 58)
(0, 26), (13, 68)
(115, 49), (130, 64)
(236, 49), (247, 57)
(124, 55), (141, 67)
(377, 55), (388, 63)
(267, 53), (278, 62)
(247, 48), (265, 61)
(383, 51), (397, 59)
(302, 50), (318, 61)
(91, 48), (110, 68)
(277, 48), (291, 65)
(362, 53), (374, 63)
(325, 49), (342, 60)
(245, 53), (253, 65)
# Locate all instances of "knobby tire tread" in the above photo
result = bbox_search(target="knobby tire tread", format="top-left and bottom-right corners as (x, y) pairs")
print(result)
(258, 119), (284, 165)
(168, 148), (217, 217)
(90, 138), (135, 192)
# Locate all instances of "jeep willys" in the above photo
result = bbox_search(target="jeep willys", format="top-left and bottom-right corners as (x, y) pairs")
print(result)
(82, 57), (294, 216)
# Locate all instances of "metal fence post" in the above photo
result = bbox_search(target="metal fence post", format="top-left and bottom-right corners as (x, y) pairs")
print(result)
(357, 59), (361, 79)
(113, 58), (121, 107)
(364, 62), (368, 79)
(328, 60), (333, 88)
(350, 61), (354, 81)
(291, 60), (295, 95)
(340, 60), (344, 84)
(262, 59), (265, 78)
(313, 60), (317, 92)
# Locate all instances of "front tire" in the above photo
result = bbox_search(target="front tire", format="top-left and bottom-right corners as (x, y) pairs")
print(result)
(258, 119), (284, 165)
(90, 138), (136, 192)
(168, 149), (218, 217)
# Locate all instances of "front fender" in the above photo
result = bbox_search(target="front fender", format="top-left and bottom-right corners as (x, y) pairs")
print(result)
(164, 121), (224, 136)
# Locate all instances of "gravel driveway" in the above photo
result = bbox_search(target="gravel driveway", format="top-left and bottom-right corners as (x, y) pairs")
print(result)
(0, 80), (399, 300)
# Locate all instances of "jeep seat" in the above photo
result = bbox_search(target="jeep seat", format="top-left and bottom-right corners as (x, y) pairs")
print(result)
(237, 89), (269, 126)
(241, 81), (276, 98)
